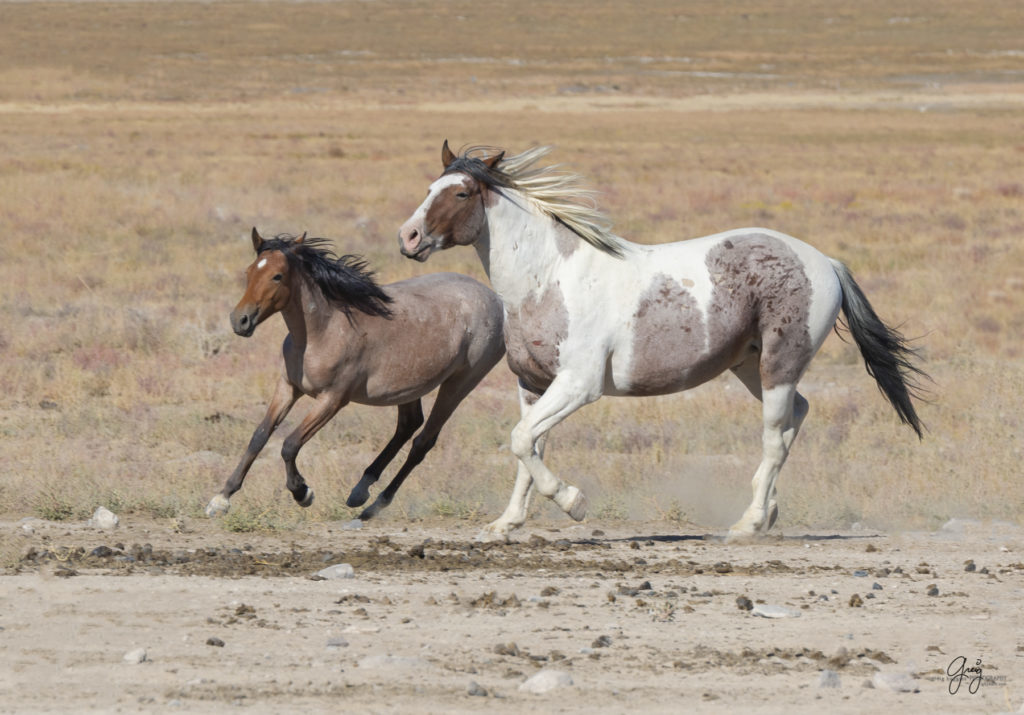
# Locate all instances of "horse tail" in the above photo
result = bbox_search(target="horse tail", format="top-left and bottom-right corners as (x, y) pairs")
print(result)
(829, 259), (928, 439)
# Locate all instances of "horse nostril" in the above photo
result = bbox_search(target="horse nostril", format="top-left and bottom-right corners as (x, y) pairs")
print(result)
(239, 315), (249, 328)
(405, 228), (420, 247)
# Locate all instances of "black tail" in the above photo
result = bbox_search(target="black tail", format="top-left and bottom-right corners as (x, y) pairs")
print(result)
(830, 259), (928, 438)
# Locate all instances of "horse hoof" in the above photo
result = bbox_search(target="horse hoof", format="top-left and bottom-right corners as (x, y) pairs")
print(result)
(725, 528), (757, 544)
(358, 501), (381, 521)
(298, 488), (315, 508)
(475, 523), (512, 544)
(564, 486), (588, 522)
(346, 482), (371, 508)
(205, 495), (230, 518)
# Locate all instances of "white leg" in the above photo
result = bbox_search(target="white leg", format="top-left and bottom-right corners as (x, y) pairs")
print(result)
(728, 384), (798, 540)
(508, 373), (601, 522)
(478, 384), (546, 542)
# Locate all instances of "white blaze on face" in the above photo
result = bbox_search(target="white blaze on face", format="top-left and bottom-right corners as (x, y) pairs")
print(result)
(415, 174), (469, 225)
(257, 258), (268, 269)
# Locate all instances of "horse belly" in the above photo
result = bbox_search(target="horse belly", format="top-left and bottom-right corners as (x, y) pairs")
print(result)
(501, 283), (569, 393)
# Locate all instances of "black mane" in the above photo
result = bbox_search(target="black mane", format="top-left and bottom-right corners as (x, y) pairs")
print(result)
(442, 148), (515, 192)
(259, 234), (392, 319)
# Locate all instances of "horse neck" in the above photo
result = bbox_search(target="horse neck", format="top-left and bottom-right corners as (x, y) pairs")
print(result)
(280, 271), (333, 346)
(478, 192), (568, 306)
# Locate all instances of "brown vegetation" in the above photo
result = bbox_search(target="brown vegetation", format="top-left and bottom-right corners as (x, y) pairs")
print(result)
(1, 0), (1023, 535)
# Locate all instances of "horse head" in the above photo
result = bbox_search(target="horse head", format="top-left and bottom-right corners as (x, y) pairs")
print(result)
(230, 228), (304, 337)
(398, 141), (504, 262)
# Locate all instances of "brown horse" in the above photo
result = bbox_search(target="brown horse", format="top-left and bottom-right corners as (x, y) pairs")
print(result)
(205, 229), (505, 521)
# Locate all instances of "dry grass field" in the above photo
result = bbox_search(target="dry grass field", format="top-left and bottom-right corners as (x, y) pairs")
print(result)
(3, 2), (1024, 712)
(1, 0), (1023, 535)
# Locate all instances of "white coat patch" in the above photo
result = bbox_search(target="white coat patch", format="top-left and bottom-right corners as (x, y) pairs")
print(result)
(257, 258), (268, 269)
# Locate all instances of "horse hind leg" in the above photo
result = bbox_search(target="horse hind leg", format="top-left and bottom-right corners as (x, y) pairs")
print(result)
(727, 359), (809, 539)
(358, 369), (480, 521)
(347, 401), (423, 508)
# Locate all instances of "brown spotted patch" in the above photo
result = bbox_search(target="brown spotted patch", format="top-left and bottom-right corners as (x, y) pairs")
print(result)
(628, 274), (724, 395)
(552, 220), (581, 259)
(504, 283), (569, 392)
(705, 234), (813, 389)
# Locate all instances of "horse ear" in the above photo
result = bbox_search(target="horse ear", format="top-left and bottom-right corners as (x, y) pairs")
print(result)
(296, 232), (307, 245)
(482, 150), (505, 170)
(442, 140), (456, 169)
(251, 227), (264, 253)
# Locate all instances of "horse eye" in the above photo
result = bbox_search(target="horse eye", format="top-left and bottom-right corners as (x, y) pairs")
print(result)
(456, 191), (469, 199)
(272, 274), (283, 282)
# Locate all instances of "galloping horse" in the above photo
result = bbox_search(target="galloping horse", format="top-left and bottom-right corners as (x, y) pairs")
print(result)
(205, 229), (505, 521)
(398, 142), (927, 541)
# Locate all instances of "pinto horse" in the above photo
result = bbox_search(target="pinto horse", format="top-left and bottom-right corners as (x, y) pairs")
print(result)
(205, 229), (505, 521)
(398, 143), (927, 541)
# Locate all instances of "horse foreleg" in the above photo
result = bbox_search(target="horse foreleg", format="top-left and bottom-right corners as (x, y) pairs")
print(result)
(206, 378), (299, 517)
(479, 382), (546, 542)
(728, 383), (799, 541)
(280, 393), (347, 508)
(507, 373), (600, 526)
(347, 401), (423, 508)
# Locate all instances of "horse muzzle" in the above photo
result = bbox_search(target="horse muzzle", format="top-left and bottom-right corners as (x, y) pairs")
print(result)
(230, 306), (259, 337)
(398, 225), (435, 262)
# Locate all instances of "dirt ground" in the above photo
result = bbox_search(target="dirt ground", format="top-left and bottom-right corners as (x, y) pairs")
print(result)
(2, 515), (1021, 713)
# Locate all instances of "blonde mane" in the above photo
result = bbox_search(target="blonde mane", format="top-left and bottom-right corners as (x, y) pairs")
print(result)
(461, 146), (627, 258)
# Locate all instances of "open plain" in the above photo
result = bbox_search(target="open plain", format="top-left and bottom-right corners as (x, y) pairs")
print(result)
(1, 0), (1023, 711)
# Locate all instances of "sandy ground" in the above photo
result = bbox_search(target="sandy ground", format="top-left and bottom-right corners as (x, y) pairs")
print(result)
(1, 515), (1022, 713)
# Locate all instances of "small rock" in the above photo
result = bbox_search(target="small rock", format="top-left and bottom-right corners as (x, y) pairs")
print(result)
(736, 596), (753, 611)
(849, 594), (864, 607)
(964, 561), (976, 572)
(123, 648), (147, 664)
(926, 585), (939, 597)
(750, 603), (801, 618)
(828, 646), (850, 668)
(467, 681), (488, 697)
(88, 507), (120, 530)
(341, 519), (363, 531)
(852, 570), (869, 577)
(592, 635), (612, 648)
(205, 637), (225, 647)
(872, 582), (883, 591)
(817, 669), (841, 688)
(871, 671), (919, 693)
(326, 637), (349, 650)
(518, 669), (573, 694)
(315, 563), (355, 580)
(494, 642), (520, 657)
(358, 654), (429, 669)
